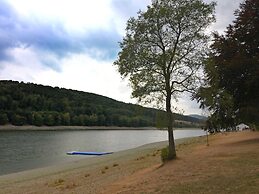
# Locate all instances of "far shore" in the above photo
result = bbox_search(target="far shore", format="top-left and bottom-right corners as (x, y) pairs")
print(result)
(0, 124), (161, 131)
(0, 124), (201, 131)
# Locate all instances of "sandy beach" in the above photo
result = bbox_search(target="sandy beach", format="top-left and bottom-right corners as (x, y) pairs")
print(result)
(1, 131), (258, 194)
(0, 139), (170, 193)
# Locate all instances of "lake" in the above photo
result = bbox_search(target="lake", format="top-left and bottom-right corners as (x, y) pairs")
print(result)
(0, 129), (205, 175)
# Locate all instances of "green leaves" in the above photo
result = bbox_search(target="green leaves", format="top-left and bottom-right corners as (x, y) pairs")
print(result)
(114, 0), (215, 106)
(115, 0), (215, 158)
(196, 0), (259, 129)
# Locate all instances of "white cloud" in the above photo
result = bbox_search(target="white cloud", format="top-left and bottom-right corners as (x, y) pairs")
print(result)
(0, 47), (49, 81)
(7, 0), (114, 32)
(110, 0), (150, 35)
(0, 48), (135, 104)
(33, 53), (135, 104)
(205, 0), (243, 34)
(0, 0), (245, 115)
(174, 94), (202, 115)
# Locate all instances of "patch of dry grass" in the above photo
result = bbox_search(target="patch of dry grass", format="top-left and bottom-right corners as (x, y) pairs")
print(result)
(162, 133), (259, 194)
(103, 131), (259, 194)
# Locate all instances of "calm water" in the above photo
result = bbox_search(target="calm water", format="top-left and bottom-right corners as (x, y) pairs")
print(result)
(0, 129), (205, 175)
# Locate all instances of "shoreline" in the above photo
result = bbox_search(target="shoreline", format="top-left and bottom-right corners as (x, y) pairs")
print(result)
(0, 125), (161, 131)
(1, 131), (258, 193)
(0, 129), (205, 178)
(0, 141), (168, 185)
(0, 137), (195, 185)
(0, 124), (201, 131)
(0, 125), (160, 131)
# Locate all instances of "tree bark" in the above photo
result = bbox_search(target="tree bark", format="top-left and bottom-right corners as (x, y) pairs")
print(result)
(166, 91), (176, 159)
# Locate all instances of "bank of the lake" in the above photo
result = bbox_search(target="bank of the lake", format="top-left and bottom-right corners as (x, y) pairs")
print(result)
(0, 129), (205, 175)
(0, 125), (160, 131)
(1, 131), (258, 194)
(0, 137), (187, 193)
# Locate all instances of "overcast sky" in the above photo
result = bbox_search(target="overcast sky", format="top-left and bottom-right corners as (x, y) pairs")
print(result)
(0, 0), (243, 115)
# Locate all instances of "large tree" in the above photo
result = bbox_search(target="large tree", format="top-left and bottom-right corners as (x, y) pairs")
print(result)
(196, 0), (259, 128)
(195, 58), (236, 132)
(114, 0), (215, 159)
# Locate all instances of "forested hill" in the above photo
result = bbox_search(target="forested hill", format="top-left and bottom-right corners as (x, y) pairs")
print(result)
(0, 80), (201, 127)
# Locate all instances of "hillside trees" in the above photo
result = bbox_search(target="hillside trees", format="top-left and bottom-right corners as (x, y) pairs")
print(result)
(196, 0), (259, 129)
(114, 0), (215, 159)
(0, 80), (201, 127)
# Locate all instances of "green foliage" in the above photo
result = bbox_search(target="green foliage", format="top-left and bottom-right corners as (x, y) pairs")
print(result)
(196, 0), (259, 129)
(156, 111), (168, 128)
(161, 146), (169, 162)
(114, 0), (215, 158)
(0, 113), (8, 125)
(195, 60), (236, 131)
(114, 0), (216, 105)
(32, 112), (44, 126)
(11, 114), (26, 126)
(0, 80), (201, 127)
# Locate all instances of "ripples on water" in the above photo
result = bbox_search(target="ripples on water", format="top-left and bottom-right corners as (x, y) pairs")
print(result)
(0, 129), (205, 175)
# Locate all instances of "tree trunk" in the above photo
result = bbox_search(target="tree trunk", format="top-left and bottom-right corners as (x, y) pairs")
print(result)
(166, 92), (176, 159)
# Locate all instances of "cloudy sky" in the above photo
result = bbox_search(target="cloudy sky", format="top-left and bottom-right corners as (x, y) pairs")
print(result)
(0, 0), (243, 115)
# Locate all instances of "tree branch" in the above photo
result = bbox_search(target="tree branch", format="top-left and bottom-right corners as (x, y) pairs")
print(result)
(167, 19), (182, 74)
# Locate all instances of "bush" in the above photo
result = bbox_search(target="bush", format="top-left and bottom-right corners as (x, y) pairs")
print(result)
(0, 113), (9, 125)
(161, 146), (169, 163)
(11, 114), (26, 126)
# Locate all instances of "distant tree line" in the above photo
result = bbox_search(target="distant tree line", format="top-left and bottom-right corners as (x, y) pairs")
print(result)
(0, 80), (200, 127)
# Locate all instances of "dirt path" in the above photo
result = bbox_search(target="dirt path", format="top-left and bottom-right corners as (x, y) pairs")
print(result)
(102, 131), (259, 194)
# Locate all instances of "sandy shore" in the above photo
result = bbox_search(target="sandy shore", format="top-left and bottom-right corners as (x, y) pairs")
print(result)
(0, 140), (163, 193)
(104, 131), (259, 194)
(1, 132), (258, 193)
(0, 137), (196, 194)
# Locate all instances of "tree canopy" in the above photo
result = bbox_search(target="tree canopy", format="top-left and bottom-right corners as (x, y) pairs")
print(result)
(196, 0), (259, 130)
(114, 0), (215, 159)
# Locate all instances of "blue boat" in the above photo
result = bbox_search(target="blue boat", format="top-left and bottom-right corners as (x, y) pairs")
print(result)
(66, 151), (113, 156)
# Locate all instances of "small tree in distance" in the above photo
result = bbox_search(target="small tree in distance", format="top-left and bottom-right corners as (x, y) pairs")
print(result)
(114, 0), (215, 159)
